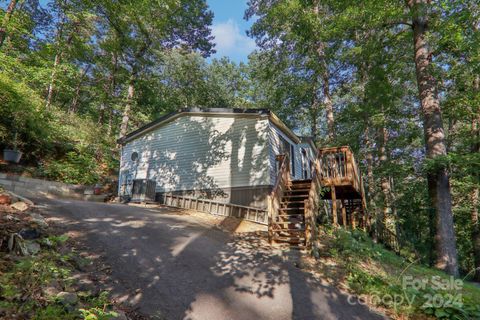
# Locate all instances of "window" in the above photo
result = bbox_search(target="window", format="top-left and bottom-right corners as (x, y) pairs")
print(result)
(131, 152), (139, 162)
(301, 148), (308, 179)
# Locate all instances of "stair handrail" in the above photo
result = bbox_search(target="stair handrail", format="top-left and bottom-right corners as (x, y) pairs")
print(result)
(267, 153), (290, 243)
(304, 149), (323, 248)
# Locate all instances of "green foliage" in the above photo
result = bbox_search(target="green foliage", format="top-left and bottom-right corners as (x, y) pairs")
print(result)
(0, 71), (54, 153)
(79, 292), (118, 320)
(40, 150), (101, 185)
(33, 305), (77, 320)
(79, 307), (118, 320)
(0, 244), (117, 319)
(328, 228), (480, 319)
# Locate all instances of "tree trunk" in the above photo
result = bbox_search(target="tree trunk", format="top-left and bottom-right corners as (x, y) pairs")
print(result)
(472, 76), (480, 282)
(310, 82), (320, 141)
(472, 177), (480, 282)
(365, 125), (377, 237)
(313, 1), (335, 142)
(409, 0), (459, 276)
(45, 52), (61, 109)
(322, 64), (335, 142)
(315, 41), (335, 142)
(45, 21), (76, 109)
(119, 72), (136, 139)
(69, 66), (89, 113)
(0, 0), (18, 49)
(117, 32), (151, 139)
(107, 107), (114, 136)
(378, 119), (392, 231)
(103, 52), (118, 134)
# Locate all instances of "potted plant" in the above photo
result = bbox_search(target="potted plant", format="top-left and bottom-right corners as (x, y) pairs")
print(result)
(3, 131), (23, 163)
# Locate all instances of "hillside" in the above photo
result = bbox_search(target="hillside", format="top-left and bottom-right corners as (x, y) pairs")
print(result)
(302, 228), (480, 319)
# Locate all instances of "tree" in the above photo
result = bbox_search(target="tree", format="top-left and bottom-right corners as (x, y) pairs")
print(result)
(246, 0), (339, 141)
(0, 0), (18, 49)
(407, 0), (459, 276)
(92, 0), (215, 139)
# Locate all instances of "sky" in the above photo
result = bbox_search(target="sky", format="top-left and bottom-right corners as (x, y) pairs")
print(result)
(207, 0), (257, 63)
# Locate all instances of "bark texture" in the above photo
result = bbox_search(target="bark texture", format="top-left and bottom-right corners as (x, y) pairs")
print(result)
(409, 0), (459, 276)
(45, 52), (61, 109)
(472, 77), (480, 281)
(365, 126), (377, 236)
(310, 80), (320, 141)
(0, 0), (18, 49)
(378, 121), (392, 229)
(313, 1), (335, 142)
(46, 21), (76, 109)
(119, 72), (136, 139)
(69, 66), (90, 113)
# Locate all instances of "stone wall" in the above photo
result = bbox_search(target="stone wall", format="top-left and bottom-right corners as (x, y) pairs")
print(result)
(0, 173), (87, 200)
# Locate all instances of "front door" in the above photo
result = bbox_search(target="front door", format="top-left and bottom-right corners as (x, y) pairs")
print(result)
(301, 148), (309, 179)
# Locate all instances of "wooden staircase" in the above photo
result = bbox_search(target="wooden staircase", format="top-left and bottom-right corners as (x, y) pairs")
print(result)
(271, 179), (311, 247)
(268, 146), (368, 249)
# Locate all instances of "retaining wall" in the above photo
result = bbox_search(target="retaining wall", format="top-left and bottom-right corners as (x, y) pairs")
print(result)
(0, 173), (89, 200)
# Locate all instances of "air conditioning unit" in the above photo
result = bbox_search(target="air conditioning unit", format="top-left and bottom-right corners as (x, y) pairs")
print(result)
(131, 179), (156, 203)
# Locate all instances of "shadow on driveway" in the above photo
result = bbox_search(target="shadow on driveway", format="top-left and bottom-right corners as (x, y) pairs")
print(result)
(36, 197), (386, 320)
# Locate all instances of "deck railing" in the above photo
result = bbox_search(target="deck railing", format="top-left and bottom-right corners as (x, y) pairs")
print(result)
(318, 146), (363, 195)
(163, 194), (268, 225)
(267, 153), (290, 243)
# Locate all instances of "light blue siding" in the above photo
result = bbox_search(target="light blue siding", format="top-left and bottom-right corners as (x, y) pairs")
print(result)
(120, 114), (271, 194)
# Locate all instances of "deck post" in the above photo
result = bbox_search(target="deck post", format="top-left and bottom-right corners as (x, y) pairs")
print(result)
(341, 200), (347, 227)
(331, 186), (338, 226)
(352, 206), (357, 230)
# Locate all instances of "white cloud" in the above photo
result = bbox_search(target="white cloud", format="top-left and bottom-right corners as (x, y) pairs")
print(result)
(211, 19), (256, 58)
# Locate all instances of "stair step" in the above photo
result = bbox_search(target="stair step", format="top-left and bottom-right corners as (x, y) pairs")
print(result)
(282, 196), (309, 201)
(288, 183), (312, 189)
(274, 221), (304, 228)
(273, 227), (305, 232)
(274, 220), (305, 225)
(285, 189), (310, 193)
(292, 179), (312, 184)
(273, 236), (306, 243)
(279, 207), (304, 211)
(281, 200), (306, 204)
(276, 214), (304, 218)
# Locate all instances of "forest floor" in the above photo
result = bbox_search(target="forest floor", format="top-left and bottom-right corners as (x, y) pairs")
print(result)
(0, 191), (135, 319)
(299, 228), (480, 319)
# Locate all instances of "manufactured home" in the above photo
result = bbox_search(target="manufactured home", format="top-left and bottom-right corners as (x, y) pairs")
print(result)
(118, 108), (316, 208)
(118, 107), (368, 247)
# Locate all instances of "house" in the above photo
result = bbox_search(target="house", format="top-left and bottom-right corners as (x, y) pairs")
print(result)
(117, 108), (317, 208)
(118, 108), (368, 248)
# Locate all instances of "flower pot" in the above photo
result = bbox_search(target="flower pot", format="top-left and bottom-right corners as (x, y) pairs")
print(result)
(3, 149), (22, 163)
(0, 194), (11, 205)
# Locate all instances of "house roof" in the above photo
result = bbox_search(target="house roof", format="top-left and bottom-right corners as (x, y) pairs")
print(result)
(298, 136), (317, 150)
(118, 108), (301, 145)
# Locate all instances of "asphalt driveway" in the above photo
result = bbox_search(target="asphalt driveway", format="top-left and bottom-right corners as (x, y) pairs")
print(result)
(34, 197), (386, 320)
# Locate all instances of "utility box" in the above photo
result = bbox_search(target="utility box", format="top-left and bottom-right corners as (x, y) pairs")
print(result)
(131, 179), (156, 203)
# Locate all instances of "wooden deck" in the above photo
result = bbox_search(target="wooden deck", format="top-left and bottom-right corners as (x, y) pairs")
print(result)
(317, 146), (367, 228)
(318, 146), (365, 199)
(267, 146), (369, 248)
